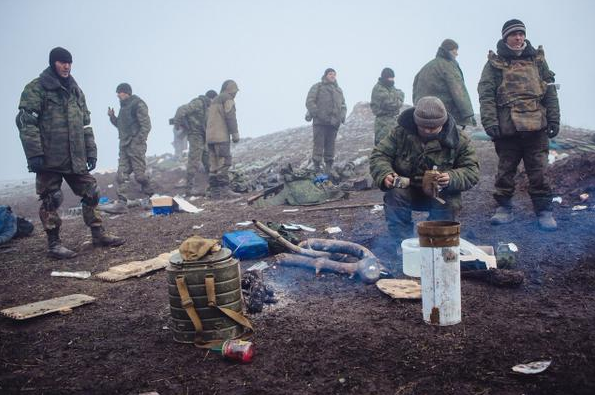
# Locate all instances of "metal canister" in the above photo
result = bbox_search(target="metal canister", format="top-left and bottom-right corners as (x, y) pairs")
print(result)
(166, 248), (243, 344)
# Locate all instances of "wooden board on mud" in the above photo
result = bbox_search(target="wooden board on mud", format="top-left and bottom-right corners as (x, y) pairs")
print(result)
(376, 279), (421, 299)
(1, 294), (96, 320)
(95, 250), (177, 282)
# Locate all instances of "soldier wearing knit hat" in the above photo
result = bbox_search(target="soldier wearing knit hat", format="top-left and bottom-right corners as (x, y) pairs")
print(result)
(370, 67), (405, 145)
(369, 97), (479, 253)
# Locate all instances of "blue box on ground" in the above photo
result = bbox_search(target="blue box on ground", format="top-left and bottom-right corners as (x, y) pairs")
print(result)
(222, 230), (269, 260)
(151, 196), (178, 216)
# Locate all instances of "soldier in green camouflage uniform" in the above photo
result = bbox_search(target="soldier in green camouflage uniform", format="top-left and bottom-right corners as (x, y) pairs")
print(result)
(370, 67), (405, 145)
(369, 97), (479, 246)
(305, 68), (347, 173)
(16, 47), (123, 259)
(185, 90), (217, 195)
(171, 104), (189, 159)
(478, 19), (560, 231)
(413, 39), (476, 127)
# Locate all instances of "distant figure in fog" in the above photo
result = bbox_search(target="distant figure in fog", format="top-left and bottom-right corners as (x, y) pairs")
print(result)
(16, 47), (124, 259)
(305, 68), (347, 174)
(170, 103), (189, 159)
(370, 67), (405, 145)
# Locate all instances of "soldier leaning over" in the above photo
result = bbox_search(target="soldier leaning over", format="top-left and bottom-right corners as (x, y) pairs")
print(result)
(16, 47), (123, 259)
(370, 67), (405, 145)
(478, 19), (560, 231)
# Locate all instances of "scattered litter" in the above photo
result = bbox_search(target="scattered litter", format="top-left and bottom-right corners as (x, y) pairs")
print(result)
(162, 326), (168, 330)
(579, 193), (589, 202)
(507, 243), (518, 253)
(289, 223), (316, 232)
(282, 208), (299, 213)
(281, 224), (300, 231)
(236, 221), (252, 226)
(339, 378), (346, 384)
(1, 294), (96, 320)
(188, 196), (199, 201)
(109, 214), (123, 219)
(173, 196), (203, 214)
(325, 226), (342, 234)
(157, 158), (165, 164)
(512, 360), (552, 374)
(548, 151), (569, 164)
(66, 206), (82, 216)
(99, 196), (110, 205)
(192, 224), (204, 230)
(572, 205), (588, 211)
(140, 211), (153, 218)
(376, 279), (421, 299)
(370, 204), (384, 213)
(107, 184), (113, 188)
(246, 261), (269, 272)
(51, 271), (91, 279)
(552, 196), (562, 204)
(96, 250), (177, 282)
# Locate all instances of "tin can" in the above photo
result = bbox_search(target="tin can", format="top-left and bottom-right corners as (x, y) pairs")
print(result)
(222, 339), (254, 363)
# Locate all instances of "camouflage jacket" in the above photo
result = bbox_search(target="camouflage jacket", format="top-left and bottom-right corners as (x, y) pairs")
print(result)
(185, 95), (211, 136)
(370, 80), (405, 118)
(206, 80), (239, 143)
(172, 104), (190, 131)
(369, 108), (479, 198)
(305, 78), (347, 127)
(17, 67), (97, 174)
(109, 95), (151, 147)
(413, 48), (475, 126)
(478, 40), (560, 136)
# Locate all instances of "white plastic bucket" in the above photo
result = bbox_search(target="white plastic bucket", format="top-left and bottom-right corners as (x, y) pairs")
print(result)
(401, 238), (421, 278)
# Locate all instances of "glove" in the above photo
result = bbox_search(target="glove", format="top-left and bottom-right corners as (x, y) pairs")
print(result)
(304, 112), (313, 122)
(27, 156), (44, 173)
(232, 135), (240, 144)
(87, 157), (97, 171)
(547, 123), (560, 138)
(485, 125), (501, 139)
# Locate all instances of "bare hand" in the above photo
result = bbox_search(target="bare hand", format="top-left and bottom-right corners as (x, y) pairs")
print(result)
(107, 107), (115, 117)
(383, 173), (396, 189)
(436, 172), (450, 188)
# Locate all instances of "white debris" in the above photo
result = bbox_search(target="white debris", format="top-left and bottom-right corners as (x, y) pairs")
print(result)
(290, 223), (316, 232)
(173, 196), (203, 213)
(157, 158), (165, 164)
(370, 204), (384, 213)
(282, 208), (299, 213)
(236, 221), (252, 226)
(572, 205), (588, 211)
(281, 224), (300, 230)
(512, 360), (552, 374)
(192, 224), (204, 230)
(579, 193), (589, 202)
(50, 271), (91, 279)
(325, 226), (342, 234)
(247, 261), (269, 272)
(552, 196), (562, 204)
(107, 184), (113, 188)
(507, 243), (519, 253)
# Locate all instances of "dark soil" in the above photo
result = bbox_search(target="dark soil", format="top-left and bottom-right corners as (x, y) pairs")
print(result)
(1, 140), (595, 395)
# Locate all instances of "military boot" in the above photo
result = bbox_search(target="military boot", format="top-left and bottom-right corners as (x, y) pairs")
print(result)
(140, 180), (155, 197)
(313, 160), (323, 174)
(491, 206), (514, 225)
(46, 229), (77, 259)
(187, 186), (205, 197)
(91, 227), (125, 247)
(537, 211), (557, 231)
(219, 186), (242, 200)
(98, 200), (128, 215)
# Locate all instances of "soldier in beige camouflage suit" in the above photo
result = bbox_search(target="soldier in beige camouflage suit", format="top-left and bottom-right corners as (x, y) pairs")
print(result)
(16, 47), (123, 259)
(478, 19), (560, 231)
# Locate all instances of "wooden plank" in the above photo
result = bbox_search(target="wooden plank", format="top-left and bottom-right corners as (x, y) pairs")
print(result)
(95, 251), (176, 282)
(1, 294), (96, 320)
(376, 279), (421, 299)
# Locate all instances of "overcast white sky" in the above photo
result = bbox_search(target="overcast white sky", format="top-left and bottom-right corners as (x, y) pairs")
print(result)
(1, 0), (594, 181)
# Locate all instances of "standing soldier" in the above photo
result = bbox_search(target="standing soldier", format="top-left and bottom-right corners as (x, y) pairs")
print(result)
(185, 90), (217, 196)
(413, 39), (476, 128)
(305, 68), (347, 174)
(206, 80), (240, 200)
(370, 67), (405, 145)
(107, 83), (154, 212)
(478, 19), (560, 230)
(170, 103), (189, 159)
(16, 47), (123, 259)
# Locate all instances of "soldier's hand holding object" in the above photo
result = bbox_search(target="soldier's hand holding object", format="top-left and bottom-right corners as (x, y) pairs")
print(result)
(485, 125), (500, 139)
(436, 172), (450, 188)
(87, 157), (97, 172)
(27, 155), (44, 173)
(383, 173), (396, 189)
(547, 123), (560, 138)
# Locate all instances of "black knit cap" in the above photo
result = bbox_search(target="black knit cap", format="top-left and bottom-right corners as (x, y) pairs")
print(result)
(324, 68), (336, 77)
(49, 47), (72, 66)
(380, 67), (395, 79)
(440, 39), (459, 51)
(502, 19), (526, 39)
(116, 83), (132, 95)
(206, 90), (217, 99)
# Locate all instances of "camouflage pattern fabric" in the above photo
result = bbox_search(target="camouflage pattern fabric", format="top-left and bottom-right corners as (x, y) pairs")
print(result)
(18, 67), (97, 174)
(186, 96), (211, 185)
(208, 142), (232, 189)
(229, 169), (250, 193)
(312, 124), (339, 166)
(413, 47), (475, 126)
(370, 80), (405, 145)
(305, 79), (347, 128)
(36, 171), (102, 231)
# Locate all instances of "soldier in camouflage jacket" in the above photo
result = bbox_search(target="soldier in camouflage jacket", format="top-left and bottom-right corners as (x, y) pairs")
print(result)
(370, 67), (405, 145)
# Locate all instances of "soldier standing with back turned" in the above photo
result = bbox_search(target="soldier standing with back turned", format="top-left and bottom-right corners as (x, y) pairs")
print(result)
(16, 47), (124, 259)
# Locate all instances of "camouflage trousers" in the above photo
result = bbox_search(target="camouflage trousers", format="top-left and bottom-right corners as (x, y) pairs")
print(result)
(374, 115), (398, 145)
(172, 127), (188, 158)
(493, 131), (552, 213)
(117, 142), (150, 201)
(208, 142), (232, 188)
(187, 131), (209, 187)
(383, 186), (461, 243)
(36, 171), (102, 231)
(312, 124), (339, 166)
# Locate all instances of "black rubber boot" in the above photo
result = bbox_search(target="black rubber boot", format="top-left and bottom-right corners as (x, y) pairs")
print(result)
(91, 227), (125, 247)
(46, 229), (77, 259)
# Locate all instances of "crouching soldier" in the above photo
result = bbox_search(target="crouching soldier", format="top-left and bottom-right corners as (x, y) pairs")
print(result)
(369, 96), (479, 247)
(16, 47), (124, 259)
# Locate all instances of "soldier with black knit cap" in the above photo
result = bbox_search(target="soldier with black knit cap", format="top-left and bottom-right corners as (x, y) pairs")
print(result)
(106, 82), (153, 213)
(478, 19), (560, 231)
(16, 47), (124, 259)
(305, 68), (347, 174)
(371, 67), (405, 145)
(413, 39), (476, 127)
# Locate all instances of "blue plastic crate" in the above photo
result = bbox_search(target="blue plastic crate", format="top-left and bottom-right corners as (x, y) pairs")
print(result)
(222, 230), (269, 260)
(152, 206), (174, 216)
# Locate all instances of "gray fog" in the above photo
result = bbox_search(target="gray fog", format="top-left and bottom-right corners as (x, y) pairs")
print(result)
(1, 0), (593, 181)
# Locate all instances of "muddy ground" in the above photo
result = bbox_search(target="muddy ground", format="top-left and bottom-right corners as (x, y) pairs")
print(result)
(1, 138), (594, 394)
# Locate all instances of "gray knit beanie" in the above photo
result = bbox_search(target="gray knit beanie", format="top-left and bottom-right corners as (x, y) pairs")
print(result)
(414, 96), (448, 128)
(502, 19), (526, 39)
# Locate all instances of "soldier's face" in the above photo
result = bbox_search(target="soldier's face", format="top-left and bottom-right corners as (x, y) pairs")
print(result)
(117, 92), (130, 101)
(417, 125), (443, 139)
(450, 48), (459, 58)
(54, 61), (71, 78)
(325, 72), (336, 82)
(506, 31), (526, 49)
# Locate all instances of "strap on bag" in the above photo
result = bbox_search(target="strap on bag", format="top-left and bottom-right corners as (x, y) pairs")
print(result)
(205, 274), (254, 336)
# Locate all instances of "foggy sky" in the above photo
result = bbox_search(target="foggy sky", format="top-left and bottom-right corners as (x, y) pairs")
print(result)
(1, 0), (594, 181)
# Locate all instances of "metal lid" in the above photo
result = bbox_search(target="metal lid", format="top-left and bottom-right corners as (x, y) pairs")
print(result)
(170, 247), (233, 266)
